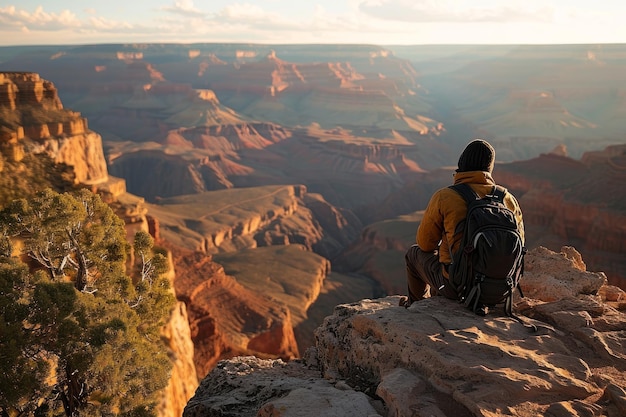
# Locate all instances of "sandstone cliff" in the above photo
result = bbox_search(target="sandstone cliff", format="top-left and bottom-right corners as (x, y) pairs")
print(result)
(183, 246), (626, 417)
(158, 301), (199, 417)
(167, 240), (381, 378)
(0, 72), (108, 184)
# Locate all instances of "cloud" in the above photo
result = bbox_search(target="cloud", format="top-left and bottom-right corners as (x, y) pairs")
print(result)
(357, 0), (555, 23)
(0, 5), (153, 37)
(0, 5), (82, 31)
(2, 1), (614, 46)
(161, 0), (206, 18)
(214, 3), (290, 26)
(88, 16), (134, 32)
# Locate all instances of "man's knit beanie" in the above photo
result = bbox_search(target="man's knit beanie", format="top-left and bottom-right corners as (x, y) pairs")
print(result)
(457, 139), (495, 173)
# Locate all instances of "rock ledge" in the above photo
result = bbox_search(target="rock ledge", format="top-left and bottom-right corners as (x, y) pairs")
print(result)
(184, 246), (626, 417)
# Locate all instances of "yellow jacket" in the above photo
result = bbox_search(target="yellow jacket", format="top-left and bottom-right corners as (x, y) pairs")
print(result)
(416, 171), (525, 275)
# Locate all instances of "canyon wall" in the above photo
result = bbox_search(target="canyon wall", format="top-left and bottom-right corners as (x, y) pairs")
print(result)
(145, 184), (362, 260)
(169, 246), (300, 379)
(0, 72), (108, 184)
(158, 301), (199, 417)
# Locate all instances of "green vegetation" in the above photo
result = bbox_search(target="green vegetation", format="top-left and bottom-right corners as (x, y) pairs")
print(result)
(0, 106), (79, 130)
(0, 189), (174, 416)
(0, 153), (75, 209)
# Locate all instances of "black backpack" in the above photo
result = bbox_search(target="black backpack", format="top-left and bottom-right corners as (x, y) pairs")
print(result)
(447, 183), (527, 321)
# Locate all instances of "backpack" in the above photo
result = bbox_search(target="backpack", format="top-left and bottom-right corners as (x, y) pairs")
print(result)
(447, 183), (528, 323)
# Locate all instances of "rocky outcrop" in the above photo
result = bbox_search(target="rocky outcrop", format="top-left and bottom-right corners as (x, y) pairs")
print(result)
(184, 356), (384, 417)
(0, 72), (62, 110)
(0, 72), (108, 184)
(28, 129), (108, 184)
(184, 246), (626, 417)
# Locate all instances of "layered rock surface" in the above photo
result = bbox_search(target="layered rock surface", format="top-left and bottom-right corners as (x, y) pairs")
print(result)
(168, 240), (380, 378)
(150, 184), (378, 372)
(2, 46), (449, 210)
(158, 301), (199, 417)
(170, 245), (300, 379)
(184, 246), (626, 417)
(145, 184), (362, 259)
(0, 72), (108, 184)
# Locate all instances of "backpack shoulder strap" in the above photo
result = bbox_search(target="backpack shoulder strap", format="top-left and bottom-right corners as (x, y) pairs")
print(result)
(448, 183), (479, 204)
(489, 185), (507, 202)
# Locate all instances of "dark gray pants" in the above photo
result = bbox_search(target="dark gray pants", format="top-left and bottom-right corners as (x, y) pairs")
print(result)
(405, 244), (458, 303)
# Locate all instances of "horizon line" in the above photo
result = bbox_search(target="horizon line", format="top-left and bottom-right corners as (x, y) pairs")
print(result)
(1, 41), (625, 48)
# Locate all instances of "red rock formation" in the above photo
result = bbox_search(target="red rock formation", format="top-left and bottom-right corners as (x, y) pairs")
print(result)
(169, 246), (299, 378)
(0, 72), (108, 184)
(145, 184), (360, 262)
(165, 122), (291, 152)
(0, 72), (62, 109)
(214, 53), (362, 95)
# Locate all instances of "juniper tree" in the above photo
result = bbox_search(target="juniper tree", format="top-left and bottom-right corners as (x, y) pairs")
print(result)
(0, 189), (174, 416)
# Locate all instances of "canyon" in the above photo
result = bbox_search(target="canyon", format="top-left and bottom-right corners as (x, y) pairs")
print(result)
(1, 42), (626, 415)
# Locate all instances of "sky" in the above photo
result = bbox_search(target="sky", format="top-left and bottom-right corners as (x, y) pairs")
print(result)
(0, 0), (625, 46)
